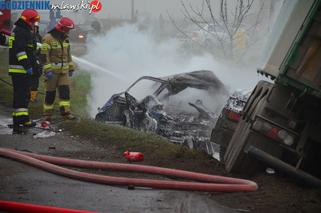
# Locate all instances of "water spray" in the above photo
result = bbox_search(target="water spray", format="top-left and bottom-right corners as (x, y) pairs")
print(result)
(72, 55), (127, 82)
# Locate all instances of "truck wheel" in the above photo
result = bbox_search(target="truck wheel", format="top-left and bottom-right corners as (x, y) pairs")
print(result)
(224, 120), (250, 172)
(223, 119), (259, 174)
(224, 83), (272, 175)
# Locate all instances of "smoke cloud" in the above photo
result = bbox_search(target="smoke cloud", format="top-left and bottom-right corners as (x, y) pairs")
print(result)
(79, 23), (264, 117)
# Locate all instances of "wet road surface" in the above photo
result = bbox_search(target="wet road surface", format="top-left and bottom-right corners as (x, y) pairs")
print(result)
(0, 115), (235, 213)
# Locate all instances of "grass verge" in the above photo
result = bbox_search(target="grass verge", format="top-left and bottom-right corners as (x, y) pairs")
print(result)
(61, 119), (221, 172)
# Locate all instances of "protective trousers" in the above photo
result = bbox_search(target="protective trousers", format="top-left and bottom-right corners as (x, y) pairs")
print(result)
(11, 75), (31, 131)
(29, 75), (40, 102)
(43, 72), (71, 118)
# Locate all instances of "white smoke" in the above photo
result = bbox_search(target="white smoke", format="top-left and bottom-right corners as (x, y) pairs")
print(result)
(80, 23), (264, 117)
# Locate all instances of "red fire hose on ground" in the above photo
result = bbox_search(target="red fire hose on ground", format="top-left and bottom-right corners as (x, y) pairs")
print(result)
(0, 200), (96, 213)
(0, 148), (258, 192)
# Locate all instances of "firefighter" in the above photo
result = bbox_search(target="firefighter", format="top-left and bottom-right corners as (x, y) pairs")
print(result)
(9, 9), (40, 134)
(40, 17), (76, 121)
(29, 22), (42, 102)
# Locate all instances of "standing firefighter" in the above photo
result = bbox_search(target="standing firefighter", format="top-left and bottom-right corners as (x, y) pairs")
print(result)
(41, 17), (76, 121)
(9, 9), (40, 134)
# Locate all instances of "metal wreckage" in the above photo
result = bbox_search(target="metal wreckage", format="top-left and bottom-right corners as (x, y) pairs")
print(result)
(95, 70), (228, 156)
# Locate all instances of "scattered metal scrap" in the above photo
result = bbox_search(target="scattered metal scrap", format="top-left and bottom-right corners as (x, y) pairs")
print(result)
(95, 70), (228, 154)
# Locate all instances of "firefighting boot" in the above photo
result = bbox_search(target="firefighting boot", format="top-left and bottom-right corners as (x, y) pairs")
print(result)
(30, 91), (38, 102)
(60, 106), (76, 120)
(12, 124), (27, 135)
(23, 120), (37, 128)
(64, 113), (76, 120)
(12, 116), (27, 134)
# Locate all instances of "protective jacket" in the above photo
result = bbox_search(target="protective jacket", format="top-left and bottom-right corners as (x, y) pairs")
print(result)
(41, 29), (75, 74)
(9, 19), (36, 75)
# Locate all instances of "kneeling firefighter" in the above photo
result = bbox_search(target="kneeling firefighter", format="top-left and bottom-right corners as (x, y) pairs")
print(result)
(9, 9), (40, 134)
(40, 17), (76, 121)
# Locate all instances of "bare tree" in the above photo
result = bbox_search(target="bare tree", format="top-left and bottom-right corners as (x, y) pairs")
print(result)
(172, 0), (265, 59)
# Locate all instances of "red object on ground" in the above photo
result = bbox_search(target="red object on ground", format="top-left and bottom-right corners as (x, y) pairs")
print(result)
(123, 150), (144, 162)
(41, 121), (50, 129)
(0, 200), (96, 213)
(0, 148), (258, 192)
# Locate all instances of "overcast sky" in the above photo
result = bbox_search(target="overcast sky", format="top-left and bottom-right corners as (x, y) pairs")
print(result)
(95, 0), (271, 20)
(96, 0), (200, 19)
(47, 0), (274, 23)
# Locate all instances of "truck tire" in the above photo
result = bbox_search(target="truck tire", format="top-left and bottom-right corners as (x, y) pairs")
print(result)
(223, 119), (255, 174)
(224, 81), (272, 175)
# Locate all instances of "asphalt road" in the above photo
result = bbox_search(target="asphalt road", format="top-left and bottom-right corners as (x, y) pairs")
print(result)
(0, 113), (235, 213)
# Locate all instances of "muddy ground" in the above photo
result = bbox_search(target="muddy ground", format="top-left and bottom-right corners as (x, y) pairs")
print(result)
(0, 106), (320, 213)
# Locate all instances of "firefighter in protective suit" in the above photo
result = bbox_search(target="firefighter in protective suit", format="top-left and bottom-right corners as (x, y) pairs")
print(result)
(41, 17), (76, 121)
(9, 9), (40, 134)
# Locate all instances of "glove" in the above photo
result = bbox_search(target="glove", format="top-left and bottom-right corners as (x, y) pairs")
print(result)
(69, 70), (74, 77)
(26, 68), (33, 75)
(45, 70), (54, 79)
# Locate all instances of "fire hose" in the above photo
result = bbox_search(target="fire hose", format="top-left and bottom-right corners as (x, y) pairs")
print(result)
(0, 148), (258, 192)
(0, 200), (95, 213)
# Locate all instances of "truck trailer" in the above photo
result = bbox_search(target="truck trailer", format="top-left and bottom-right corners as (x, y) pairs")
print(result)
(222, 0), (321, 187)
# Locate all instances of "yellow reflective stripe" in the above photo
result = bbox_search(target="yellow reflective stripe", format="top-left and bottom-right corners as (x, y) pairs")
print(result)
(50, 63), (69, 71)
(51, 41), (61, 49)
(63, 42), (69, 48)
(51, 46), (61, 49)
(27, 44), (34, 48)
(59, 100), (70, 107)
(17, 54), (28, 61)
(43, 104), (54, 110)
(41, 43), (51, 53)
(69, 62), (75, 69)
(8, 36), (15, 48)
(52, 66), (69, 70)
(12, 111), (29, 117)
(43, 64), (52, 70)
(9, 68), (27, 74)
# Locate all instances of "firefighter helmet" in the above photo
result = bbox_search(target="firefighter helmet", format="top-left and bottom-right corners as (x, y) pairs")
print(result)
(55, 17), (75, 33)
(20, 9), (40, 26)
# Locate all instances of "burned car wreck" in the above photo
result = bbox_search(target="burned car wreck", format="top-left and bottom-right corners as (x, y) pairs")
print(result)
(95, 70), (227, 147)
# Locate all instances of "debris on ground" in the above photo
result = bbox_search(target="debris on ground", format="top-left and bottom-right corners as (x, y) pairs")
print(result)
(33, 131), (56, 139)
(95, 70), (228, 155)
